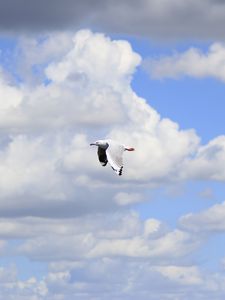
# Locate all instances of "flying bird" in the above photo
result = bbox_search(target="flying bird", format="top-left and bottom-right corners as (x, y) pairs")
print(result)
(90, 139), (135, 176)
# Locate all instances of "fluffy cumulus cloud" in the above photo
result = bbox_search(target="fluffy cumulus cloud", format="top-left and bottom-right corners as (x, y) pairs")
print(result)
(0, 28), (207, 213)
(2, 0), (225, 40)
(143, 43), (225, 81)
(1, 29), (223, 217)
(1, 29), (225, 299)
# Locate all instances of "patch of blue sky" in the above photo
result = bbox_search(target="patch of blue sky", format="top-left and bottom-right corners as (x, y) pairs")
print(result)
(31, 63), (52, 86)
(0, 37), (17, 65)
(0, 37), (22, 83)
(135, 180), (225, 227)
(194, 233), (225, 272)
(132, 67), (225, 144)
(0, 37), (53, 85)
(1, 255), (47, 281)
(0, 240), (47, 280)
(0, 36), (17, 53)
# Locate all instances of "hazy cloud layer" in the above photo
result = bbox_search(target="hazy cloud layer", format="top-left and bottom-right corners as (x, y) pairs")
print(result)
(1, 0), (225, 40)
(0, 212), (224, 299)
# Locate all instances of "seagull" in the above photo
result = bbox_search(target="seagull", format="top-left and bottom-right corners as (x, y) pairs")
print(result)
(90, 139), (135, 176)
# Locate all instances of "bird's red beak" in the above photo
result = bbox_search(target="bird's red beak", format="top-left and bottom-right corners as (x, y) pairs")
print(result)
(126, 147), (135, 151)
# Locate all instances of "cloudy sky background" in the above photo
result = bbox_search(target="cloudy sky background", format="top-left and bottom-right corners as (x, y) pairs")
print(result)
(0, 0), (225, 299)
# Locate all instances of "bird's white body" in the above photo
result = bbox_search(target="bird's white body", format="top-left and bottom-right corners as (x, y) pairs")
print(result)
(90, 139), (134, 176)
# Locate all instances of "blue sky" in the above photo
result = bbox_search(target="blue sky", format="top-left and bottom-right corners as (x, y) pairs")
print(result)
(1, 1), (225, 299)
(133, 72), (225, 143)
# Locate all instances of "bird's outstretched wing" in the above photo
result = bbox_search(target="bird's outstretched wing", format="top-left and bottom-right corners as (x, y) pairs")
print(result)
(97, 147), (108, 166)
(106, 141), (124, 175)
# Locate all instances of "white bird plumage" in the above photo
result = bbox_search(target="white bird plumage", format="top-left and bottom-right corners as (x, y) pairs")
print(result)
(90, 139), (135, 176)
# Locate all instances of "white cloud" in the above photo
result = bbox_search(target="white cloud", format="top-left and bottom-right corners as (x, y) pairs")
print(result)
(0, 211), (222, 299)
(114, 192), (143, 206)
(153, 265), (203, 286)
(0, 29), (224, 220)
(87, 228), (195, 259)
(182, 136), (225, 181)
(144, 219), (166, 237)
(0, 213), (207, 299)
(45, 30), (141, 86)
(0, 29), (202, 216)
(0, 259), (224, 300)
(180, 200), (225, 233)
(0, 213), (198, 262)
(0, 30), (141, 134)
(0, 69), (23, 110)
(144, 43), (225, 81)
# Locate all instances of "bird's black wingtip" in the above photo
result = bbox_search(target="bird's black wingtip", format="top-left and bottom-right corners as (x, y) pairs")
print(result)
(119, 166), (123, 176)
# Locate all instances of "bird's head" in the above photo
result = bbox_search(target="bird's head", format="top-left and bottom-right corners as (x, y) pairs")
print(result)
(90, 140), (108, 149)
